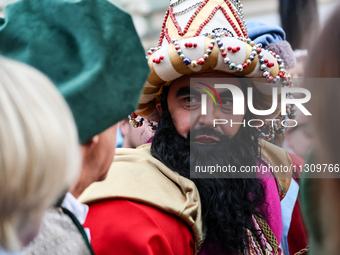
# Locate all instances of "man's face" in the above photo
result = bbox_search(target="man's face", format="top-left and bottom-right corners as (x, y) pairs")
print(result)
(71, 124), (118, 198)
(166, 72), (245, 142)
(94, 124), (118, 181)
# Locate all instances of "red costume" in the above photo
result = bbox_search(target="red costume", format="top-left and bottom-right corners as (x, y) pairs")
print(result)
(84, 200), (194, 255)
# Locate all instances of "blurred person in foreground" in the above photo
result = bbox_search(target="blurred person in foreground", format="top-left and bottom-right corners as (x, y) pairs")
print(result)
(301, 3), (340, 255)
(80, 0), (307, 254)
(0, 57), (81, 254)
(0, 0), (149, 254)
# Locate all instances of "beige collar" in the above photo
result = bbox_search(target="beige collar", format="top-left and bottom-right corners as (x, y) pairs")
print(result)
(79, 143), (204, 252)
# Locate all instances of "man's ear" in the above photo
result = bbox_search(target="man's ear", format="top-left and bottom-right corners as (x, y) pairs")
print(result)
(82, 135), (100, 147)
(81, 134), (100, 159)
(92, 135), (99, 144)
(156, 102), (162, 116)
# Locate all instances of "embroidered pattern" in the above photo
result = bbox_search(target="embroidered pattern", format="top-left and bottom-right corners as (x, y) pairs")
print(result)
(197, 230), (207, 252)
(254, 215), (278, 254)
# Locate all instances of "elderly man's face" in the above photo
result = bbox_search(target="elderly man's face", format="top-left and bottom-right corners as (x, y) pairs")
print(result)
(164, 72), (246, 143)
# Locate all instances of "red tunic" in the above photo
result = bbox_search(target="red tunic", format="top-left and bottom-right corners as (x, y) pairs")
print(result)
(84, 199), (195, 255)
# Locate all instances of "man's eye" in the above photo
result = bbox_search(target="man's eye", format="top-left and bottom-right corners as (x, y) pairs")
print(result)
(184, 97), (199, 103)
(220, 98), (233, 108)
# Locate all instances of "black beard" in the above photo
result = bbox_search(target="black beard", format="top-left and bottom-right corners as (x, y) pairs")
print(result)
(151, 99), (266, 254)
(189, 126), (262, 179)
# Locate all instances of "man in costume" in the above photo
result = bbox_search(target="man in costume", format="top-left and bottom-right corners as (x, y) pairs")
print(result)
(0, 0), (149, 254)
(80, 0), (307, 254)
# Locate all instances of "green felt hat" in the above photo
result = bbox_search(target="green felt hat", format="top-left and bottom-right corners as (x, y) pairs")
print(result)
(0, 0), (149, 143)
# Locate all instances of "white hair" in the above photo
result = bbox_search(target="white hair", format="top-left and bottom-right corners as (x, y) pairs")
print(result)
(0, 57), (81, 252)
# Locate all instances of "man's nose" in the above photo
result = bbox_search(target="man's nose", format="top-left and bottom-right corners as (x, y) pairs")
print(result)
(198, 98), (217, 127)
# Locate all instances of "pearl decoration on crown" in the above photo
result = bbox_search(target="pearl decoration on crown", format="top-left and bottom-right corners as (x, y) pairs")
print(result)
(172, 1), (204, 16)
(146, 34), (295, 140)
(147, 0), (294, 140)
(169, 0), (247, 32)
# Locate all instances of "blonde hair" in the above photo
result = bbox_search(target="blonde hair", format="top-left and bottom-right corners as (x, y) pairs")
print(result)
(0, 57), (81, 251)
